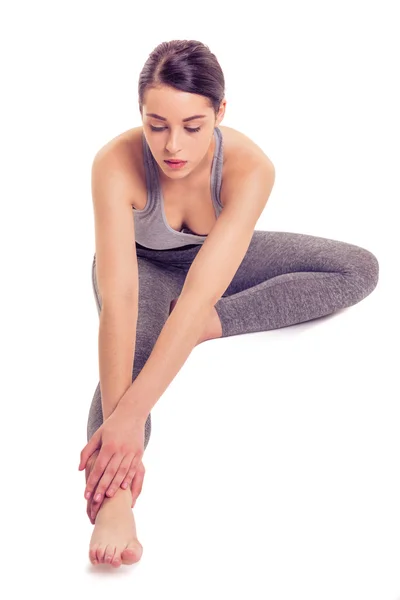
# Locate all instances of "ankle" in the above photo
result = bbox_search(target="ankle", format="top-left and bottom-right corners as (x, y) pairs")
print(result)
(101, 486), (132, 509)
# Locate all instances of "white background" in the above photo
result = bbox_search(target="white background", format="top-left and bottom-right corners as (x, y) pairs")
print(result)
(1, 1), (399, 598)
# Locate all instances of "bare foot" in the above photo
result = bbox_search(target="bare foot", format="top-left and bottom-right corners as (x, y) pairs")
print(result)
(89, 487), (143, 568)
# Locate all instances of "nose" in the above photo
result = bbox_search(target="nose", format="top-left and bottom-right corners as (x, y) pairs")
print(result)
(165, 131), (182, 156)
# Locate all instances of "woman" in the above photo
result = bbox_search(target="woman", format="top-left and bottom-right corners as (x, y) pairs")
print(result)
(79, 40), (379, 568)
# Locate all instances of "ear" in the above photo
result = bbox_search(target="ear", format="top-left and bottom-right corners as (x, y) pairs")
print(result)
(216, 98), (227, 125)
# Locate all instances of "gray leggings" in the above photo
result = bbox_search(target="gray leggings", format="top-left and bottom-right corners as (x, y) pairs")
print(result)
(87, 229), (379, 449)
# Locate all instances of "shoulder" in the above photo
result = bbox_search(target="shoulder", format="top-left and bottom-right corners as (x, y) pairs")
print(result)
(216, 127), (275, 211)
(93, 126), (143, 173)
(218, 125), (274, 175)
(92, 127), (146, 207)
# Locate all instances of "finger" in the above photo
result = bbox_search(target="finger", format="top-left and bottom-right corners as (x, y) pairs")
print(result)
(91, 453), (123, 505)
(84, 453), (101, 523)
(121, 460), (142, 491)
(90, 488), (103, 523)
(85, 472), (98, 522)
(79, 431), (101, 471)
(85, 452), (99, 483)
(90, 490), (104, 523)
(84, 447), (114, 500)
(127, 460), (144, 493)
(88, 477), (106, 523)
(87, 495), (96, 524)
(129, 463), (145, 508)
(120, 457), (141, 500)
(85, 476), (99, 523)
(104, 454), (134, 498)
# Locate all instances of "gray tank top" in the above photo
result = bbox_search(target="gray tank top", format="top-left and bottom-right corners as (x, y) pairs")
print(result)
(133, 126), (224, 250)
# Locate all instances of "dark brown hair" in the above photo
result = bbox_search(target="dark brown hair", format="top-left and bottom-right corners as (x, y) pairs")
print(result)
(138, 40), (225, 117)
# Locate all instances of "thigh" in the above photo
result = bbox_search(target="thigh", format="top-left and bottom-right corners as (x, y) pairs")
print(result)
(134, 255), (186, 350)
(222, 229), (371, 297)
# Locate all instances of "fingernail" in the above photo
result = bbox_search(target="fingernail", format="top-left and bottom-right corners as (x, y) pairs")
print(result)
(95, 493), (101, 502)
(85, 491), (91, 499)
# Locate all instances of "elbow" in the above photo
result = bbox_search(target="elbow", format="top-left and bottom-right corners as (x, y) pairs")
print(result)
(177, 287), (217, 315)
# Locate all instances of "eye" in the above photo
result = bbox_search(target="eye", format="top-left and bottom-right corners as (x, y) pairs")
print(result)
(149, 125), (201, 133)
(149, 125), (165, 132)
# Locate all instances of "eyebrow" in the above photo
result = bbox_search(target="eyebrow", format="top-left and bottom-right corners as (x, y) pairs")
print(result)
(145, 112), (207, 123)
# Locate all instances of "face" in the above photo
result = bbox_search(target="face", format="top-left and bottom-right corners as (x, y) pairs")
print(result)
(141, 85), (225, 180)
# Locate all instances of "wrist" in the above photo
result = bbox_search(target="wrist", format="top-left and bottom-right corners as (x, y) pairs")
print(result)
(117, 394), (149, 425)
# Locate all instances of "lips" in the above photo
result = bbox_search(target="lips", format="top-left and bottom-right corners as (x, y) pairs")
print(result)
(165, 159), (186, 164)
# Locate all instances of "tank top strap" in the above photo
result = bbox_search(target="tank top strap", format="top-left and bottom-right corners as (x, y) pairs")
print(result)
(211, 126), (224, 210)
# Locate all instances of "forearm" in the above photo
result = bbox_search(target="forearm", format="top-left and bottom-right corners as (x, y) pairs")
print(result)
(98, 302), (138, 420)
(118, 292), (213, 420)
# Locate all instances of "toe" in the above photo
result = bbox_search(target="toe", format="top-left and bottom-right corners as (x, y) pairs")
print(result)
(96, 545), (106, 563)
(104, 545), (116, 564)
(89, 546), (99, 565)
(111, 552), (122, 568)
(121, 543), (143, 564)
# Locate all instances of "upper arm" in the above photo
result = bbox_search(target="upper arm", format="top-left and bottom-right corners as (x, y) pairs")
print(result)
(91, 144), (140, 305)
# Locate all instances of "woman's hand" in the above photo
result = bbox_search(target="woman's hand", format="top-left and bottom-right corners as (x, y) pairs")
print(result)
(85, 448), (100, 524)
(85, 448), (146, 523)
(79, 402), (147, 509)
